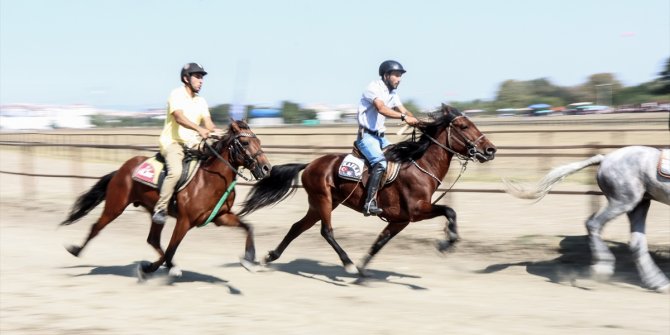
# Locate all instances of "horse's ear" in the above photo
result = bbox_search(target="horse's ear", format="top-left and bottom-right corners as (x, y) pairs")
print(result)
(441, 103), (450, 114)
(230, 119), (241, 132)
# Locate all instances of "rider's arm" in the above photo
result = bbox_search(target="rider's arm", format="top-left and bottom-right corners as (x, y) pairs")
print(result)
(172, 110), (210, 139)
(372, 99), (419, 125)
(202, 115), (216, 132)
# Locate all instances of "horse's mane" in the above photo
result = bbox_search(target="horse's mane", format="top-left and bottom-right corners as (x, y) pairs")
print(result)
(206, 120), (250, 160)
(385, 106), (462, 163)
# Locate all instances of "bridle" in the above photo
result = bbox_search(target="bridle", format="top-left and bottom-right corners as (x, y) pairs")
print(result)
(423, 115), (488, 161)
(204, 131), (265, 181)
(414, 115), (489, 204)
(230, 132), (265, 171)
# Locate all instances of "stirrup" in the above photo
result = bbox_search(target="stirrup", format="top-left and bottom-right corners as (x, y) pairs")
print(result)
(152, 210), (167, 225)
(363, 201), (383, 217)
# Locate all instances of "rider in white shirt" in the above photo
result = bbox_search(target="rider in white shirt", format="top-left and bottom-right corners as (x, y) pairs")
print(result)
(356, 60), (419, 216)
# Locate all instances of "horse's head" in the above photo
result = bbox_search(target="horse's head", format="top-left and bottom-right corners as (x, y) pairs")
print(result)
(217, 120), (272, 180)
(440, 104), (496, 162)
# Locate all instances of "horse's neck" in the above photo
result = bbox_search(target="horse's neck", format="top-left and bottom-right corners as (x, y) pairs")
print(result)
(206, 148), (239, 176)
(417, 129), (453, 180)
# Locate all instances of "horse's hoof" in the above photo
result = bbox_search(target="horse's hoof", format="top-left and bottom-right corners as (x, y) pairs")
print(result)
(240, 257), (258, 273)
(590, 263), (614, 281)
(136, 262), (151, 282)
(264, 250), (279, 264)
(344, 263), (358, 275)
(65, 245), (81, 257)
(437, 240), (456, 253)
(655, 283), (670, 294)
(356, 266), (372, 278)
(168, 266), (182, 278)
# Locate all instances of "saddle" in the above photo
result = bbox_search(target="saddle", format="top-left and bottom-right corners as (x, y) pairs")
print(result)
(659, 149), (670, 178)
(337, 142), (400, 185)
(131, 150), (202, 192)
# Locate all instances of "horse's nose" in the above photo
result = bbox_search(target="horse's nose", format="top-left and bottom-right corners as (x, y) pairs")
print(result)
(486, 147), (497, 156)
(261, 164), (272, 176)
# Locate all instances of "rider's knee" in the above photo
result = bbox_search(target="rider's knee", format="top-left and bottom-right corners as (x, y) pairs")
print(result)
(166, 163), (183, 177)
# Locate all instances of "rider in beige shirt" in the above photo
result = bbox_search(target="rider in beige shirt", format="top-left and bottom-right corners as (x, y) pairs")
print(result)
(152, 63), (219, 225)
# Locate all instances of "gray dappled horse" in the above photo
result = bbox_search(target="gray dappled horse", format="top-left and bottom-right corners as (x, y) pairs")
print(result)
(504, 146), (669, 292)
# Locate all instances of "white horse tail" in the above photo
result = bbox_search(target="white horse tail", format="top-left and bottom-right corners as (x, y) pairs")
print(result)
(503, 154), (605, 201)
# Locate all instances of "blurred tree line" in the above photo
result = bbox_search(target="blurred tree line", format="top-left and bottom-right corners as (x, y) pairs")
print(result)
(451, 56), (670, 115)
(209, 101), (317, 125)
(93, 57), (669, 127)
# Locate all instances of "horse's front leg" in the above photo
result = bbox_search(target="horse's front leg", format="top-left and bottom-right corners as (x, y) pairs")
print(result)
(359, 222), (409, 275)
(412, 200), (459, 252)
(214, 213), (257, 271)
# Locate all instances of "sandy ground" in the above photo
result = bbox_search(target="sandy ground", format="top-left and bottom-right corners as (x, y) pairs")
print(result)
(1, 151), (670, 335)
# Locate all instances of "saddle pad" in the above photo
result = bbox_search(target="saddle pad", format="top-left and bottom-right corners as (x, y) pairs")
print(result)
(131, 156), (200, 191)
(338, 154), (365, 181)
(659, 149), (670, 178)
(337, 154), (400, 185)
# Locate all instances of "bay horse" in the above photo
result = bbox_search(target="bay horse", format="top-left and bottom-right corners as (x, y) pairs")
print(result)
(60, 120), (271, 278)
(239, 105), (497, 275)
(504, 146), (670, 292)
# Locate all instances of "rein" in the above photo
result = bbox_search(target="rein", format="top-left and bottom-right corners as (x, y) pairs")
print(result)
(198, 131), (262, 227)
(203, 134), (254, 182)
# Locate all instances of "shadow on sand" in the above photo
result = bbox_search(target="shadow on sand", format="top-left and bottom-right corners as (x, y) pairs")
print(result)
(63, 262), (242, 294)
(252, 258), (426, 290)
(476, 235), (670, 290)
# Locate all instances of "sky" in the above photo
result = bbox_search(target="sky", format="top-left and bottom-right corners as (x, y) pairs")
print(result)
(1, 0), (668, 111)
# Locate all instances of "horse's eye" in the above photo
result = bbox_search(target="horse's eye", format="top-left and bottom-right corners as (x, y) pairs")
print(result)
(240, 141), (250, 147)
(461, 126), (469, 130)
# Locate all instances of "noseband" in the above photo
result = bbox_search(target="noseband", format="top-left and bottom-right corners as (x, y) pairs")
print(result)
(447, 116), (487, 158)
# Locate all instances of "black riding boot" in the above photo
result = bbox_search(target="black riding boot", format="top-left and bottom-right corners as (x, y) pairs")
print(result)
(363, 163), (386, 216)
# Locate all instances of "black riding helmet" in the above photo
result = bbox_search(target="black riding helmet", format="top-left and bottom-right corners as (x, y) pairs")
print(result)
(378, 60), (406, 76)
(180, 63), (208, 84)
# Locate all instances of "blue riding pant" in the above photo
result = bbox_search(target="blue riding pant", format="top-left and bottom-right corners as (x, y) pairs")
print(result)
(355, 132), (390, 169)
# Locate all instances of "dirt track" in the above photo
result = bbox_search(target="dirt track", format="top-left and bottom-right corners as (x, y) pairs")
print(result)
(1, 150), (669, 335)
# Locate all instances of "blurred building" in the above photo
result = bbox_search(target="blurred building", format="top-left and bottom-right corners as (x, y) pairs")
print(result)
(0, 104), (95, 130)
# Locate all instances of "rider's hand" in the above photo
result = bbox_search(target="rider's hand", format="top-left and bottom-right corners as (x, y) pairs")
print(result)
(198, 127), (211, 139)
(405, 115), (419, 126)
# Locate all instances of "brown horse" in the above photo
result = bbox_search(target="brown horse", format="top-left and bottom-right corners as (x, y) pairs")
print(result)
(60, 120), (271, 278)
(240, 105), (496, 274)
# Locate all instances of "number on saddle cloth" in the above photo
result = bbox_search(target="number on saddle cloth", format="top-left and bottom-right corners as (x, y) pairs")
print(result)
(338, 142), (400, 185)
(131, 148), (202, 191)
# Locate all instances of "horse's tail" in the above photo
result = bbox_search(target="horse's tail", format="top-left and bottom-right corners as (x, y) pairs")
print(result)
(239, 163), (308, 216)
(60, 171), (116, 225)
(503, 154), (605, 201)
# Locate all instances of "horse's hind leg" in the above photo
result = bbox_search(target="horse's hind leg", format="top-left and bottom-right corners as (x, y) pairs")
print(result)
(627, 199), (669, 292)
(66, 197), (129, 257)
(585, 200), (633, 280)
(213, 213), (257, 270)
(359, 222), (409, 274)
(264, 208), (320, 264)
